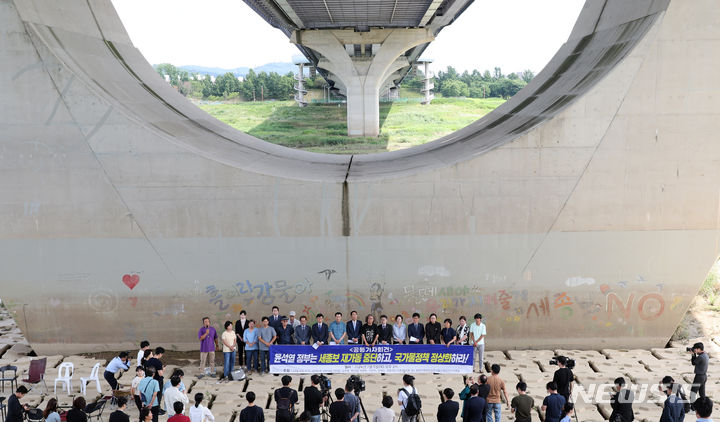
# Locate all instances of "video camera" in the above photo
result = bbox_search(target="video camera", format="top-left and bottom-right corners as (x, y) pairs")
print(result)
(549, 356), (575, 369)
(318, 374), (332, 394)
(347, 375), (366, 393)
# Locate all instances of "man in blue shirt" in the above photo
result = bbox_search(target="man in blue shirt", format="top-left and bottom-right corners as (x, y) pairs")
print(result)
(346, 311), (361, 344)
(330, 312), (347, 344)
(138, 366), (161, 422)
(105, 351), (131, 390)
(541, 382), (565, 422)
(295, 316), (311, 345)
(311, 314), (329, 345)
(408, 313), (425, 344)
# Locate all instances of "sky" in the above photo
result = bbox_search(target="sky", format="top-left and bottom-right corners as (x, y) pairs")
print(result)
(111, 0), (585, 74)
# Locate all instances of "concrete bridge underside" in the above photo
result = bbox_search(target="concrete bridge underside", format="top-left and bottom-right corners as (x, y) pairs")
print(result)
(1, 0), (720, 354)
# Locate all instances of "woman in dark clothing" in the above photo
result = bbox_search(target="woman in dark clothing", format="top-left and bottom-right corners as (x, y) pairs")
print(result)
(360, 314), (378, 346)
(66, 397), (88, 422)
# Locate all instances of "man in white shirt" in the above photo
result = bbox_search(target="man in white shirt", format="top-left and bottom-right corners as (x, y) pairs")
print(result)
(137, 341), (150, 366)
(397, 374), (418, 422)
(163, 376), (189, 416)
(373, 395), (396, 422)
(469, 313), (487, 373)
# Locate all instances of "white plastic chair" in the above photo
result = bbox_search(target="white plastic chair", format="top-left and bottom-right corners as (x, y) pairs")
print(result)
(53, 362), (74, 394)
(80, 363), (101, 396)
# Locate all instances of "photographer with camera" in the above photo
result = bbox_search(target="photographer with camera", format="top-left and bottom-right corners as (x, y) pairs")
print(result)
(305, 375), (328, 422)
(104, 351), (131, 390)
(551, 356), (574, 403)
(689, 342), (709, 404)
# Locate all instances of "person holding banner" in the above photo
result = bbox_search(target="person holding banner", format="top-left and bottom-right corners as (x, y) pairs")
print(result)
(295, 316), (311, 345)
(456, 316), (470, 346)
(311, 314), (329, 346)
(408, 313), (424, 345)
(330, 312), (347, 345)
(441, 319), (457, 347)
(346, 311), (361, 345)
(393, 315), (407, 344)
(276, 317), (295, 345)
(425, 314), (441, 345)
(378, 315), (393, 345)
(361, 314), (379, 347)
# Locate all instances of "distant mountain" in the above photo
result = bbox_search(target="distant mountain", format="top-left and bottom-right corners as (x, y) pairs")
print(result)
(176, 62), (296, 77)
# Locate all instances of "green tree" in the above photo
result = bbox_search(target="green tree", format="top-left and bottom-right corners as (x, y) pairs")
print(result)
(441, 79), (469, 97)
(493, 67), (504, 80)
(521, 69), (535, 83)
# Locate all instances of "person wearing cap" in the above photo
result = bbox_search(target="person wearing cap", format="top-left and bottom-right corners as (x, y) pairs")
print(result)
(289, 311), (300, 328)
(276, 316), (295, 345)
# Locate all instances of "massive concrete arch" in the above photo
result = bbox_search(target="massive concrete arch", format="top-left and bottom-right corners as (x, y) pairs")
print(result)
(1, 0), (719, 354)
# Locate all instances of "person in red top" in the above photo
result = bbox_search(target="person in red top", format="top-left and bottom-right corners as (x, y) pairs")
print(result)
(167, 402), (190, 422)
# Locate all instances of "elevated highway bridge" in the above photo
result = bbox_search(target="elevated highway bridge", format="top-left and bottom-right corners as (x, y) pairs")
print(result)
(245, 0), (474, 136)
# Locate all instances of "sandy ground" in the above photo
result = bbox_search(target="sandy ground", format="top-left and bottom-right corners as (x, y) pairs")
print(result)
(2, 303), (720, 422)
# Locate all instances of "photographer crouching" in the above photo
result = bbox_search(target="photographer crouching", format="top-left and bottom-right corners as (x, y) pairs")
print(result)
(689, 342), (709, 405)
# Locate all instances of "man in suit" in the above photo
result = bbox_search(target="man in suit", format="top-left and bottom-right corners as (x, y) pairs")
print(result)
(438, 388), (459, 422)
(268, 306), (284, 332)
(377, 315), (393, 345)
(610, 377), (634, 422)
(311, 313), (329, 345)
(235, 310), (249, 367)
(346, 311), (361, 344)
(295, 316), (311, 345)
(463, 385), (486, 422)
(408, 313), (424, 344)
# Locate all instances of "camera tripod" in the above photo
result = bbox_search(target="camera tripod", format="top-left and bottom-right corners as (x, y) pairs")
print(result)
(356, 391), (369, 422)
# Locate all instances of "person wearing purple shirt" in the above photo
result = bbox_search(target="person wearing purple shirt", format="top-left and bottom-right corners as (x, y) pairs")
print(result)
(198, 317), (219, 378)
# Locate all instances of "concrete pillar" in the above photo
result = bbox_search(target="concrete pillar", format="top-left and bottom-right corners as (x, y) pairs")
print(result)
(294, 60), (309, 107)
(418, 59), (434, 105)
(291, 28), (434, 137)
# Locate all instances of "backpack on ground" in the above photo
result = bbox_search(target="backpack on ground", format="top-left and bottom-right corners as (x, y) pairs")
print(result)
(401, 387), (422, 416)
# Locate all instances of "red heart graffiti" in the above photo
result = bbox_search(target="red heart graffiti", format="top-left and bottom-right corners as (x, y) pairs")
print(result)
(128, 297), (138, 307)
(122, 274), (139, 290)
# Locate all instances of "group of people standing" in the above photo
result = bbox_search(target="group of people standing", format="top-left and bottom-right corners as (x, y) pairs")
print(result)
(196, 307), (489, 379)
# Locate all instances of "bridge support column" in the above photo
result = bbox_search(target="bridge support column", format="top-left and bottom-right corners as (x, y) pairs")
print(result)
(291, 28), (434, 137)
